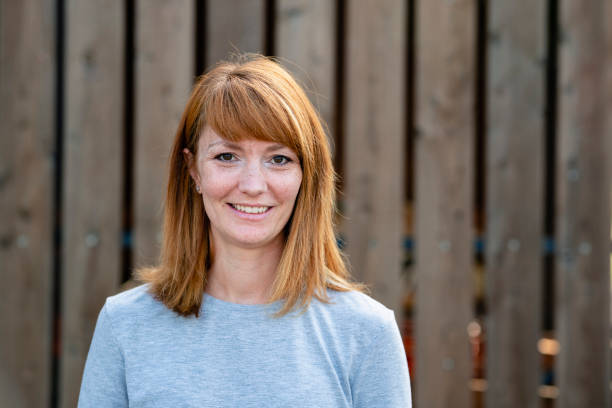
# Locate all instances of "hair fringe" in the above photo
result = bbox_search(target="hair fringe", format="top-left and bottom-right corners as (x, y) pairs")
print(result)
(135, 55), (364, 318)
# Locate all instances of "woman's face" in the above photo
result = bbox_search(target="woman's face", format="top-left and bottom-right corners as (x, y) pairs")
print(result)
(186, 127), (302, 251)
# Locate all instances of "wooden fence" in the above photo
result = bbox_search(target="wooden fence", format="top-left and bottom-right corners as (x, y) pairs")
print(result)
(1, 1), (610, 407)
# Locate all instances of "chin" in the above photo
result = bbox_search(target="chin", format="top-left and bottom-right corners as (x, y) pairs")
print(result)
(229, 234), (281, 249)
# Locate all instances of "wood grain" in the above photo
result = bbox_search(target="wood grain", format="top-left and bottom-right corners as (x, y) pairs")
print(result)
(276, 0), (336, 153)
(556, 1), (611, 407)
(206, 0), (265, 67)
(485, 2), (546, 407)
(0, 1), (55, 406)
(343, 0), (406, 318)
(414, 0), (475, 407)
(60, 1), (124, 406)
(133, 0), (194, 268)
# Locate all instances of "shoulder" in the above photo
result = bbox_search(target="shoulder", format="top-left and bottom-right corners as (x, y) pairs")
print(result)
(312, 289), (397, 335)
(306, 290), (403, 378)
(330, 292), (412, 405)
(102, 283), (171, 330)
(325, 289), (395, 320)
(325, 289), (392, 313)
(105, 282), (157, 311)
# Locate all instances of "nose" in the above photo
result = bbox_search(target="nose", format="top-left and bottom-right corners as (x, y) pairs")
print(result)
(238, 162), (267, 196)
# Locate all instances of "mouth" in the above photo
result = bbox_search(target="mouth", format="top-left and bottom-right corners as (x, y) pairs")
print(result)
(228, 203), (272, 215)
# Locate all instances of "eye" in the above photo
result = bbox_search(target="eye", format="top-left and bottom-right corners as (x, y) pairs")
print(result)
(215, 152), (236, 162)
(271, 155), (291, 165)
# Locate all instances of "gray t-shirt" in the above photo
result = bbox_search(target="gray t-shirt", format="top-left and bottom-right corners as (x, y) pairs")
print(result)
(78, 284), (412, 407)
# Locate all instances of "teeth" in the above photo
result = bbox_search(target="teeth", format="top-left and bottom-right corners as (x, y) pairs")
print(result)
(233, 204), (269, 214)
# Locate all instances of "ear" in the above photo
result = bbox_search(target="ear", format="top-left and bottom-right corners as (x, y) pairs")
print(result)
(182, 148), (200, 186)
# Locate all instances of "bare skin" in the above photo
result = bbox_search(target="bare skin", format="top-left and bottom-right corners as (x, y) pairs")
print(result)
(183, 127), (302, 304)
(204, 237), (282, 304)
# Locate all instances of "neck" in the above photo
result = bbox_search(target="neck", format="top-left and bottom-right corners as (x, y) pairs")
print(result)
(205, 236), (284, 305)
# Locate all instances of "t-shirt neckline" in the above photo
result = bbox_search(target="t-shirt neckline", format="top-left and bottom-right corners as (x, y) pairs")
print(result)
(202, 292), (284, 314)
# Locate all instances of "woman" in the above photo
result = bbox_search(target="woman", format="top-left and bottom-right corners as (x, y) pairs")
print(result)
(78, 56), (412, 407)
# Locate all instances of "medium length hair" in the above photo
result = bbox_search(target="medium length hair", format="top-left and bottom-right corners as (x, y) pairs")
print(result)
(137, 55), (363, 317)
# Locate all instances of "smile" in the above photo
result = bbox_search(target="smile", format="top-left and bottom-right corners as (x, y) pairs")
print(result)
(229, 203), (271, 214)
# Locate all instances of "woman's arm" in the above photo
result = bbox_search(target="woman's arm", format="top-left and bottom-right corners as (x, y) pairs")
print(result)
(78, 301), (128, 407)
(350, 310), (412, 407)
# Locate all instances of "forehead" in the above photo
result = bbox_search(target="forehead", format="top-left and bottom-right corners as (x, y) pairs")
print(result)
(198, 127), (291, 152)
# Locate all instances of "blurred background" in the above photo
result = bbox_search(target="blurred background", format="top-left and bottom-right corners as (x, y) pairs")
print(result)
(1, 0), (611, 407)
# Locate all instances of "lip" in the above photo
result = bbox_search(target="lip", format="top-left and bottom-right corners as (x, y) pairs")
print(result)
(227, 203), (273, 220)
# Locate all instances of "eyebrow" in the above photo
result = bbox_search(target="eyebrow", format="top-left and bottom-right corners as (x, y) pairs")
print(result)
(207, 140), (290, 153)
(207, 140), (239, 151)
(265, 143), (289, 152)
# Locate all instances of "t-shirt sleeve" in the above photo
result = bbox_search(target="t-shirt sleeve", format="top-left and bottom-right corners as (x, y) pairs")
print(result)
(350, 310), (412, 408)
(78, 301), (128, 407)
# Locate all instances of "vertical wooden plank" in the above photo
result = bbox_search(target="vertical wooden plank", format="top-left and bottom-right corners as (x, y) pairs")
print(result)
(609, 0), (612, 346)
(207, 0), (265, 66)
(414, 0), (475, 407)
(276, 0), (336, 148)
(60, 1), (124, 406)
(133, 1), (194, 268)
(343, 0), (405, 317)
(0, 1), (55, 406)
(556, 1), (611, 407)
(485, 2), (546, 407)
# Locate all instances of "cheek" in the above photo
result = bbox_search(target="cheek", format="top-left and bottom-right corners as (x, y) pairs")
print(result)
(275, 171), (303, 203)
(200, 167), (234, 199)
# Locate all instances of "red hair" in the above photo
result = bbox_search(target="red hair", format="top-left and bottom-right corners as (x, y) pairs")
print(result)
(136, 55), (363, 317)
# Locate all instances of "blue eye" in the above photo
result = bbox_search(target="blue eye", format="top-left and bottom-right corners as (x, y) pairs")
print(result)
(216, 153), (235, 162)
(271, 155), (291, 165)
